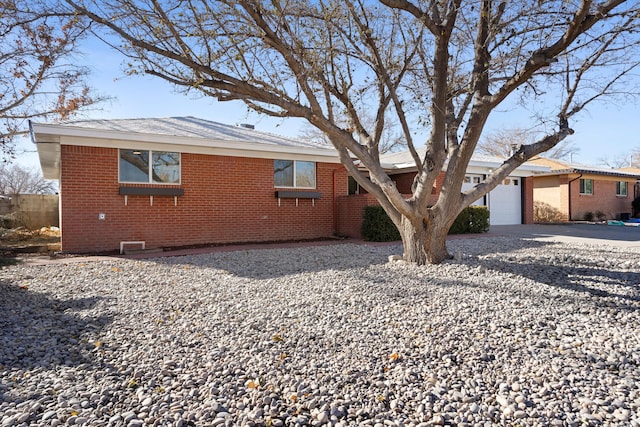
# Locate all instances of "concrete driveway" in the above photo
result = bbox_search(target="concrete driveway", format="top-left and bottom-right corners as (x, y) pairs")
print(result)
(490, 223), (640, 249)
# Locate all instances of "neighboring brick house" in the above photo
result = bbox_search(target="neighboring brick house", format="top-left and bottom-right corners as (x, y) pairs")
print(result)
(31, 117), (348, 253)
(530, 158), (640, 222)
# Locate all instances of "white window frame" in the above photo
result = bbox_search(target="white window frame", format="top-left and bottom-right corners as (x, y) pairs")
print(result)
(274, 160), (316, 189)
(119, 149), (181, 184)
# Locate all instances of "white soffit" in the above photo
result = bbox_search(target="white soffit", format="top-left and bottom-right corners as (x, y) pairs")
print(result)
(30, 118), (342, 179)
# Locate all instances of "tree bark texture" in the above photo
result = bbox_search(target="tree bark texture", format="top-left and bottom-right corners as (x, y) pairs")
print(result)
(399, 215), (450, 264)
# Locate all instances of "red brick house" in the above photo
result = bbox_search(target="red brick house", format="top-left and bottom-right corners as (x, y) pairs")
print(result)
(31, 117), (551, 253)
(530, 158), (640, 221)
(31, 117), (348, 253)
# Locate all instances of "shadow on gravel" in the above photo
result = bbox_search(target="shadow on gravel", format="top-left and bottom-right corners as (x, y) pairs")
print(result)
(148, 244), (398, 279)
(473, 250), (640, 311)
(0, 280), (113, 372)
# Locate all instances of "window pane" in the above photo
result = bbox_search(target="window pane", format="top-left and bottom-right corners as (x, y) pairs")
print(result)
(348, 176), (359, 195)
(617, 181), (627, 196)
(580, 179), (593, 194)
(296, 161), (316, 188)
(274, 160), (293, 187)
(152, 151), (180, 183)
(120, 149), (149, 182)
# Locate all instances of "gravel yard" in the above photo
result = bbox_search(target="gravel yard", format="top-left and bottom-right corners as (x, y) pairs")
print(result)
(1, 236), (639, 427)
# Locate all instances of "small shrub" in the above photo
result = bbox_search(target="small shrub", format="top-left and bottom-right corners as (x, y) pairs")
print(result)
(0, 213), (17, 229)
(361, 205), (490, 242)
(449, 206), (490, 234)
(595, 210), (606, 221)
(361, 206), (401, 241)
(533, 201), (565, 223)
(583, 211), (594, 222)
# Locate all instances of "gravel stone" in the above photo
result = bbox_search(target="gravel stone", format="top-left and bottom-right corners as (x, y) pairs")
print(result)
(1, 237), (639, 426)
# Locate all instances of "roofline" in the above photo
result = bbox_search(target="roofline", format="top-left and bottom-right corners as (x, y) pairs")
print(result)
(383, 158), (549, 176)
(30, 121), (342, 179)
(30, 122), (340, 159)
(534, 168), (640, 179)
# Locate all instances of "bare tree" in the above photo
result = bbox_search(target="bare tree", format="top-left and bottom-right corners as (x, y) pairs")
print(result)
(0, 0), (102, 155)
(299, 111), (407, 154)
(0, 163), (56, 195)
(598, 154), (630, 168)
(66, 0), (640, 264)
(599, 146), (640, 168)
(479, 128), (580, 161)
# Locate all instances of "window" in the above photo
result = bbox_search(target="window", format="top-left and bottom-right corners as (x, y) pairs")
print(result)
(274, 160), (316, 188)
(464, 176), (481, 184)
(579, 178), (593, 195)
(616, 181), (628, 197)
(120, 149), (180, 184)
(348, 176), (360, 195)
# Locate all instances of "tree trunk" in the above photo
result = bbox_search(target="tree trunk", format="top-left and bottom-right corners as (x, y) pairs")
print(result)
(399, 215), (451, 265)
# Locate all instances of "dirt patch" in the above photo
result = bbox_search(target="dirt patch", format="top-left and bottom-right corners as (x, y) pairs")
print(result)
(0, 227), (61, 255)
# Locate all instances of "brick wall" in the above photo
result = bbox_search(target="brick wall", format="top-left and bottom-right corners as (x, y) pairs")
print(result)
(336, 193), (380, 238)
(391, 171), (443, 204)
(59, 145), (348, 253)
(534, 173), (637, 222)
(569, 176), (635, 220)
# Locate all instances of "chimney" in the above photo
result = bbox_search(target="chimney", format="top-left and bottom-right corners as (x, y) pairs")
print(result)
(238, 123), (255, 130)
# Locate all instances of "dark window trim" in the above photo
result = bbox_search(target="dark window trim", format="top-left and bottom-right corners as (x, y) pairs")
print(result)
(119, 186), (184, 196)
(275, 190), (321, 199)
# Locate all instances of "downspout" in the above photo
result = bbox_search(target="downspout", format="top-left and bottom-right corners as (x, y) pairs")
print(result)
(482, 174), (488, 206)
(333, 168), (338, 235)
(567, 173), (582, 221)
(520, 176), (525, 224)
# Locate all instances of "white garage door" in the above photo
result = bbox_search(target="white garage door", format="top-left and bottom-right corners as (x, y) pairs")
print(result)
(487, 177), (521, 225)
(462, 175), (522, 225)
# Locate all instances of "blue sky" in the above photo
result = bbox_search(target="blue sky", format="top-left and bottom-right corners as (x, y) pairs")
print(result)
(14, 38), (640, 171)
